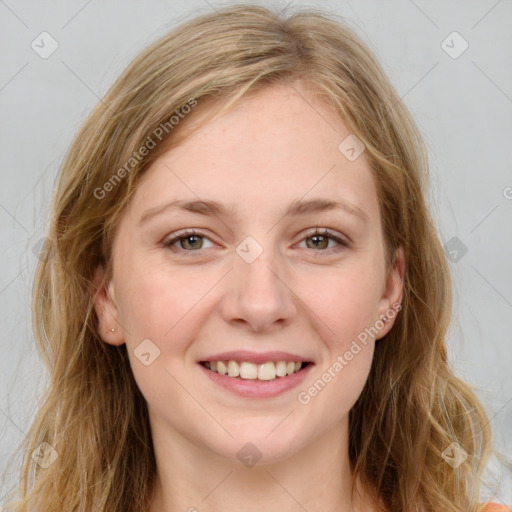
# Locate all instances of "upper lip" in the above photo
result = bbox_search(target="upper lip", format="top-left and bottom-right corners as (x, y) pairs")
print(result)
(198, 351), (313, 365)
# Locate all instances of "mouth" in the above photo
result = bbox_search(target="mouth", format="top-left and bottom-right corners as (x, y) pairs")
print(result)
(199, 360), (313, 381)
(198, 358), (315, 398)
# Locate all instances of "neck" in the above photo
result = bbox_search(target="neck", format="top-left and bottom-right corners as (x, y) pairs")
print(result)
(148, 416), (374, 512)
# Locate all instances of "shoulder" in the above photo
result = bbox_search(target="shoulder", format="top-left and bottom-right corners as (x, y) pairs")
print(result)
(481, 503), (512, 512)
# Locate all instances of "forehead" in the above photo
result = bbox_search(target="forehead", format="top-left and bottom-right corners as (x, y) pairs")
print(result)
(129, 84), (380, 226)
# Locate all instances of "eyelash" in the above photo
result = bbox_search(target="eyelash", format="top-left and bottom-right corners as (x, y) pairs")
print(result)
(162, 228), (349, 256)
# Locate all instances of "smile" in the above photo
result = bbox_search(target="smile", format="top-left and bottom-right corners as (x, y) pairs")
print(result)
(200, 360), (310, 381)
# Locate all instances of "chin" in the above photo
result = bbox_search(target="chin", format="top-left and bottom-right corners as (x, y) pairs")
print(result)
(206, 427), (304, 467)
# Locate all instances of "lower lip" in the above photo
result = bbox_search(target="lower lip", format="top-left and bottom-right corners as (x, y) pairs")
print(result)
(198, 363), (314, 398)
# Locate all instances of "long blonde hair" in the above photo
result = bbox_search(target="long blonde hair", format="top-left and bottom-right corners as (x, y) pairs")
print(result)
(3, 4), (502, 511)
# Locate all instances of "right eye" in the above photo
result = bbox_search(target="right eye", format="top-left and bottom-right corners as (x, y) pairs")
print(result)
(162, 229), (216, 252)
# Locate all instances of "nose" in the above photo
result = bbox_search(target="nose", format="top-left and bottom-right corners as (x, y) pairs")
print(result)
(219, 244), (297, 333)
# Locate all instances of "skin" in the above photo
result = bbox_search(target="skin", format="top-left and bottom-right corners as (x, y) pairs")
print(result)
(94, 82), (405, 512)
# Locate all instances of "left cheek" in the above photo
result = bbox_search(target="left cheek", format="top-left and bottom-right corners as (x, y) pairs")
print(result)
(308, 275), (381, 337)
(304, 340), (374, 427)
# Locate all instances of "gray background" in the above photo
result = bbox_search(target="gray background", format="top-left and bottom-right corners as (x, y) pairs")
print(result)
(1, 0), (511, 506)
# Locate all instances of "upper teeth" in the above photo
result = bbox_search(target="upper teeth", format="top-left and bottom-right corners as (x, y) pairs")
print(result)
(203, 360), (303, 380)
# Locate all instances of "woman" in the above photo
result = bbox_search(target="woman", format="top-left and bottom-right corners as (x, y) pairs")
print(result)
(4, 4), (510, 511)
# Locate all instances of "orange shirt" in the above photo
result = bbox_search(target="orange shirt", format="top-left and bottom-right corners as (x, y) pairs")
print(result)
(482, 504), (511, 512)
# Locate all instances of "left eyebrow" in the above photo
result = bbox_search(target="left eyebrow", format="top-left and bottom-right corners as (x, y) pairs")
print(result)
(286, 198), (368, 223)
(138, 197), (368, 225)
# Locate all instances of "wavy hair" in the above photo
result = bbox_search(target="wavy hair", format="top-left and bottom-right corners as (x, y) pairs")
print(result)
(3, 4), (502, 511)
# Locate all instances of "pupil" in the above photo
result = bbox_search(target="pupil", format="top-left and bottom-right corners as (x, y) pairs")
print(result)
(185, 236), (201, 249)
(311, 235), (327, 249)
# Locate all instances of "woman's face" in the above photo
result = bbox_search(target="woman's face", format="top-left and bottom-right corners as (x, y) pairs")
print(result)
(95, 83), (404, 465)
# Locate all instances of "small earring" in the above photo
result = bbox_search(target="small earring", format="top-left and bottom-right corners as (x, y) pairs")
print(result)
(110, 328), (115, 332)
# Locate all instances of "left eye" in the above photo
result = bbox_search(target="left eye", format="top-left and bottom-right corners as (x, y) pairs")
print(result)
(162, 228), (348, 254)
(298, 228), (348, 251)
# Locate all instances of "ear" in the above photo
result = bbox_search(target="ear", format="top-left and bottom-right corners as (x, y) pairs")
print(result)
(92, 265), (125, 346)
(375, 246), (405, 340)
